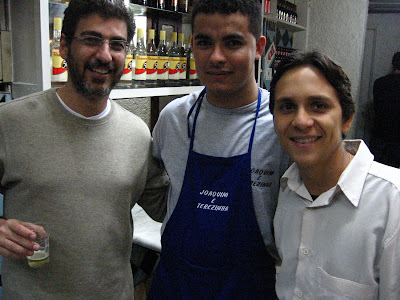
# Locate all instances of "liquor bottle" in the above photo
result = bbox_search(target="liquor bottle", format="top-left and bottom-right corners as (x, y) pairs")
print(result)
(118, 43), (134, 86)
(170, 0), (178, 12)
(184, 34), (192, 84)
(179, 0), (189, 13)
(189, 50), (199, 85)
(134, 28), (147, 87)
(264, 0), (271, 14)
(146, 29), (158, 87)
(157, 30), (169, 86)
(158, 0), (165, 9)
(178, 33), (187, 82)
(51, 17), (67, 83)
(168, 32), (180, 86)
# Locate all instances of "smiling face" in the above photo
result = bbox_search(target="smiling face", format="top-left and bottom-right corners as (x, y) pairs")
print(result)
(273, 65), (353, 169)
(60, 14), (127, 101)
(191, 12), (265, 108)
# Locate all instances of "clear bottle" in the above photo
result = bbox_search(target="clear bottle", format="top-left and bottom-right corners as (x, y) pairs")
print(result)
(134, 28), (147, 87)
(170, 0), (178, 12)
(168, 32), (181, 86)
(51, 17), (67, 83)
(158, 0), (165, 9)
(178, 33), (187, 82)
(157, 30), (169, 86)
(189, 50), (200, 85)
(184, 34), (192, 84)
(118, 43), (134, 87)
(146, 29), (158, 87)
(179, 0), (189, 13)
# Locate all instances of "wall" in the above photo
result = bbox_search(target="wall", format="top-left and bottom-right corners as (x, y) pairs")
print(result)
(356, 13), (400, 143)
(306, 0), (369, 138)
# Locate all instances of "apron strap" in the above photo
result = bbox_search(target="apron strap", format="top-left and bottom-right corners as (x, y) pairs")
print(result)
(248, 89), (262, 153)
(187, 88), (261, 154)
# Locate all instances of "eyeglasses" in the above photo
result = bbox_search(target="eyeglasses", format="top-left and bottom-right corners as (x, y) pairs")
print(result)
(72, 35), (128, 52)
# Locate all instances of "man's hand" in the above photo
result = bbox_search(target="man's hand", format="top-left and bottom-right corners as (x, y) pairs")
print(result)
(0, 219), (41, 259)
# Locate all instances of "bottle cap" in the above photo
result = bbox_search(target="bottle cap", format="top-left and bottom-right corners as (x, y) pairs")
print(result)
(148, 29), (155, 40)
(54, 17), (62, 31)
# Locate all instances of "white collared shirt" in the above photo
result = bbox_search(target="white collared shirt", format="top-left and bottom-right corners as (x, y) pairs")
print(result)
(274, 140), (400, 299)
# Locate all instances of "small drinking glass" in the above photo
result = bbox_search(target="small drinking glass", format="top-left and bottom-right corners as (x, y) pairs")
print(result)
(26, 223), (49, 268)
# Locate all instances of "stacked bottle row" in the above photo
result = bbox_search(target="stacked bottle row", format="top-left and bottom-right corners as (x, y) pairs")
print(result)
(131, 0), (192, 13)
(273, 46), (296, 70)
(119, 28), (200, 88)
(277, 0), (297, 24)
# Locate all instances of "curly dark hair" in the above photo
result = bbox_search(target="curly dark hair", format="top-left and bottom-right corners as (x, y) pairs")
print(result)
(269, 51), (355, 123)
(191, 0), (262, 39)
(61, 0), (135, 44)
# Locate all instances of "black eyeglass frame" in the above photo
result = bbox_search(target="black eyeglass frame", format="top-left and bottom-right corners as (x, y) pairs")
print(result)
(71, 35), (128, 52)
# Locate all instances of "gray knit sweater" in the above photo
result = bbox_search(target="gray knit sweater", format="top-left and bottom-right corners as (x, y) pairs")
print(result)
(0, 89), (168, 299)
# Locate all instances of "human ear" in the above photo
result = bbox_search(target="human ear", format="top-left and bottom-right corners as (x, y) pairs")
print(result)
(255, 36), (266, 60)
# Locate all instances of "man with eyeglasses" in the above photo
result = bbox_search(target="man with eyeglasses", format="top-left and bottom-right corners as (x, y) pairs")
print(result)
(0, 0), (168, 298)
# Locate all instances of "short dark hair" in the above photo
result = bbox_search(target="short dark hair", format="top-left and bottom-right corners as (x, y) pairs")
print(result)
(62, 0), (135, 44)
(392, 52), (400, 70)
(270, 51), (355, 123)
(191, 0), (263, 39)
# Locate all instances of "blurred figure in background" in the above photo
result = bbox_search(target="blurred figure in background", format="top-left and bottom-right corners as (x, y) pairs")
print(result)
(370, 51), (400, 167)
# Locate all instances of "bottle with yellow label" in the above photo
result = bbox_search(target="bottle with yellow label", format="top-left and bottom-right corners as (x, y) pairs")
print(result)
(157, 30), (169, 86)
(178, 33), (187, 83)
(134, 28), (147, 88)
(168, 32), (180, 86)
(118, 43), (134, 87)
(146, 29), (158, 87)
(51, 17), (67, 83)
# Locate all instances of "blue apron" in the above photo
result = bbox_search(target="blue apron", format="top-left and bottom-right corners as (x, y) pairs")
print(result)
(148, 89), (276, 299)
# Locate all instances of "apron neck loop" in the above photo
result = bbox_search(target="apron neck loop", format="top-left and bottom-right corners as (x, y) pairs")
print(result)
(187, 88), (207, 140)
(187, 88), (261, 153)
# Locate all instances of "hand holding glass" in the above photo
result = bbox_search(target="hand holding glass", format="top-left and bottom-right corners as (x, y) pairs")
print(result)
(26, 223), (49, 268)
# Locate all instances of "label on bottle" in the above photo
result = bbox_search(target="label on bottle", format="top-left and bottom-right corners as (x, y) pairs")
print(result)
(121, 54), (133, 81)
(135, 55), (147, 80)
(180, 57), (187, 79)
(157, 56), (169, 80)
(147, 55), (158, 80)
(169, 57), (180, 80)
(190, 57), (197, 79)
(51, 49), (67, 82)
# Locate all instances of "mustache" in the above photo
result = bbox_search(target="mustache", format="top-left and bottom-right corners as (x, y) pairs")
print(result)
(86, 60), (115, 72)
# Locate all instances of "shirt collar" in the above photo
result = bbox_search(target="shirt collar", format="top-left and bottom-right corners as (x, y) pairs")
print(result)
(281, 140), (374, 208)
(56, 92), (111, 120)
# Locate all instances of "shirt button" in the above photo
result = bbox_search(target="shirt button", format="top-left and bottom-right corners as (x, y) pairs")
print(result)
(303, 248), (309, 255)
(297, 291), (303, 298)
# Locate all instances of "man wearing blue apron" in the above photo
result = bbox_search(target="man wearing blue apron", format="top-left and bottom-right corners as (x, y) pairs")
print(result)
(149, 0), (289, 298)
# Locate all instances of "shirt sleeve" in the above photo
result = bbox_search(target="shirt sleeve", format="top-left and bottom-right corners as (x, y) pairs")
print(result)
(378, 197), (400, 298)
(136, 139), (169, 223)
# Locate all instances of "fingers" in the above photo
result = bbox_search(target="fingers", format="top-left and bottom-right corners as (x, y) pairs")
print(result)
(0, 219), (40, 259)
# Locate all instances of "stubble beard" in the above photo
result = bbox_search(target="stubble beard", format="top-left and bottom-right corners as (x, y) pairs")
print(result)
(67, 51), (123, 102)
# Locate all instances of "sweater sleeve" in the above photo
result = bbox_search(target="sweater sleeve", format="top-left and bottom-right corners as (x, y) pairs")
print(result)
(0, 113), (5, 194)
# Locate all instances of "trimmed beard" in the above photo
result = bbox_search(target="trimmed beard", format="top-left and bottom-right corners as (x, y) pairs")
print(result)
(67, 49), (123, 101)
